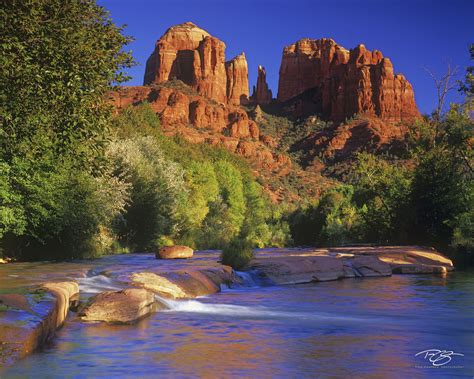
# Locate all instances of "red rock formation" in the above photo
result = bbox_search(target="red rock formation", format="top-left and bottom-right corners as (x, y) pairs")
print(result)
(277, 38), (419, 122)
(189, 99), (227, 132)
(192, 35), (227, 103)
(144, 22), (210, 86)
(111, 85), (288, 172)
(144, 22), (249, 106)
(296, 117), (409, 162)
(225, 53), (250, 105)
(251, 65), (272, 105)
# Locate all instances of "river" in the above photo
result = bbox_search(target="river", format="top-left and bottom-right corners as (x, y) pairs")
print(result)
(1, 251), (473, 378)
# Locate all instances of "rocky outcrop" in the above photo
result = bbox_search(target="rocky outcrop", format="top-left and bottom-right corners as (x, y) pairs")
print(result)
(251, 255), (347, 284)
(341, 245), (454, 274)
(277, 38), (420, 122)
(297, 116), (409, 162)
(193, 35), (228, 103)
(130, 266), (235, 299)
(42, 282), (80, 328)
(157, 245), (194, 259)
(144, 22), (211, 86)
(144, 22), (249, 105)
(79, 288), (157, 324)
(251, 65), (272, 105)
(226, 53), (250, 105)
(250, 246), (452, 285)
(110, 85), (291, 174)
(0, 281), (79, 366)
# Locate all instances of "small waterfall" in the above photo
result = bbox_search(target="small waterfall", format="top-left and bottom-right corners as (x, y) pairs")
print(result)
(155, 295), (292, 318)
(77, 275), (125, 294)
(231, 269), (272, 289)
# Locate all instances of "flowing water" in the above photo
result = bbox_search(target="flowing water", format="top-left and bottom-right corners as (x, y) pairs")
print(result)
(1, 251), (473, 378)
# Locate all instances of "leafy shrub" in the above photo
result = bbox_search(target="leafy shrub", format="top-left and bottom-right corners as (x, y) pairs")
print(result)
(220, 240), (255, 270)
(154, 236), (175, 249)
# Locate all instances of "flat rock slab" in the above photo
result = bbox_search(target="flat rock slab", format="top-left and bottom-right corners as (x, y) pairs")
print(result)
(79, 288), (157, 324)
(251, 256), (347, 285)
(130, 266), (234, 298)
(156, 245), (193, 259)
(349, 255), (392, 277)
(0, 281), (78, 367)
(250, 246), (452, 285)
(329, 246), (454, 273)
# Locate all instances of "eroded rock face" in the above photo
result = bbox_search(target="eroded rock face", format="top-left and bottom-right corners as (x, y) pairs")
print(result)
(42, 282), (80, 328)
(110, 86), (291, 174)
(277, 38), (420, 122)
(144, 22), (249, 105)
(193, 35), (228, 103)
(226, 53), (250, 105)
(79, 288), (157, 324)
(297, 116), (409, 162)
(144, 22), (211, 86)
(157, 245), (194, 259)
(0, 281), (79, 366)
(251, 65), (272, 105)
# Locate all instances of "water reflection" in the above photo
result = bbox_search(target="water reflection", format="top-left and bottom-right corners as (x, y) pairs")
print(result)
(1, 254), (473, 378)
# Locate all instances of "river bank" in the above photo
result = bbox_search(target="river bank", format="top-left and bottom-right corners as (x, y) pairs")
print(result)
(0, 246), (461, 373)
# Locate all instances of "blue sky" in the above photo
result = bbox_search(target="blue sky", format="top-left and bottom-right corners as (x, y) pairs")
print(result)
(99, 0), (473, 115)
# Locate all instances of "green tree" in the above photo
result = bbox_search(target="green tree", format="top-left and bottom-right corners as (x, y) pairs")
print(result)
(289, 186), (360, 246)
(1, 0), (133, 164)
(351, 153), (412, 243)
(107, 137), (188, 251)
(0, 0), (133, 259)
(214, 161), (246, 237)
(460, 43), (473, 108)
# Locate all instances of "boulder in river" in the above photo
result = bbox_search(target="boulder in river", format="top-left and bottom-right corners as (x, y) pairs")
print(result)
(131, 266), (235, 298)
(79, 288), (158, 324)
(157, 245), (193, 259)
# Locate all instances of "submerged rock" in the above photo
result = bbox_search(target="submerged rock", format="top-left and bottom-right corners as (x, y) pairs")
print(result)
(79, 288), (157, 324)
(0, 281), (79, 367)
(157, 245), (194, 259)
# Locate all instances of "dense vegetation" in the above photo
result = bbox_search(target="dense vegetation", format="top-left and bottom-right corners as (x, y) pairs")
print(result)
(0, 1), (472, 269)
(1, 0), (133, 260)
(109, 104), (290, 254)
(289, 98), (473, 264)
(0, 0), (288, 262)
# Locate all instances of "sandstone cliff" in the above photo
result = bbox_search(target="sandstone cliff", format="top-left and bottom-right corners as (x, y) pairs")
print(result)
(144, 22), (249, 106)
(277, 38), (420, 122)
(251, 65), (272, 105)
(117, 23), (424, 203)
(225, 53), (250, 105)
